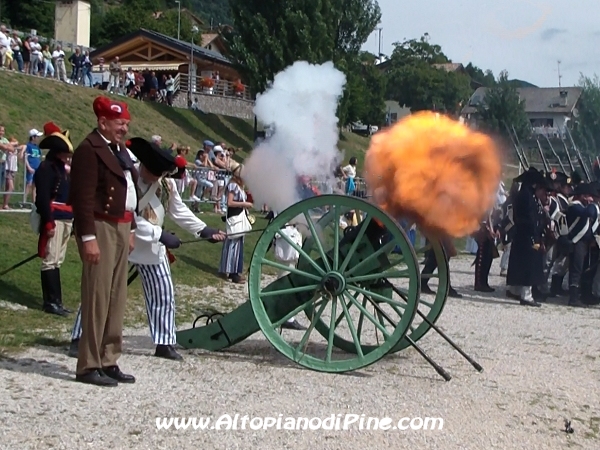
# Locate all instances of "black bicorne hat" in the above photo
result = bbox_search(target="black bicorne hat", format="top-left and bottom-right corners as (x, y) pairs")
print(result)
(570, 171), (584, 186)
(39, 122), (73, 155)
(546, 169), (569, 186)
(573, 182), (599, 197)
(126, 137), (187, 179)
(514, 167), (544, 186)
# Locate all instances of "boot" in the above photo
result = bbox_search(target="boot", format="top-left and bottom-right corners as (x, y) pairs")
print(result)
(550, 275), (567, 297)
(474, 247), (494, 292)
(52, 268), (71, 314)
(568, 286), (587, 308)
(41, 270), (68, 317)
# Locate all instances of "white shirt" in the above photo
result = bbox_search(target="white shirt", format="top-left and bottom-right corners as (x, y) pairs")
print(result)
(129, 176), (209, 265)
(10, 36), (21, 51)
(0, 31), (10, 49)
(52, 49), (65, 60)
(81, 131), (137, 242)
(30, 42), (41, 55)
(343, 164), (356, 178)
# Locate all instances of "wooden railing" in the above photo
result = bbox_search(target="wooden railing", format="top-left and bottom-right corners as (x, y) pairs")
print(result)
(178, 73), (253, 101)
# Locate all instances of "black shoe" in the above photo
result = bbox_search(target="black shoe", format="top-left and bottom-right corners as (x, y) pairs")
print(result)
(68, 339), (79, 358)
(42, 303), (69, 317)
(474, 285), (495, 293)
(520, 299), (542, 307)
(448, 288), (463, 298)
(281, 319), (307, 331)
(103, 366), (136, 383)
(155, 345), (183, 361)
(75, 369), (118, 387)
(568, 298), (588, 308)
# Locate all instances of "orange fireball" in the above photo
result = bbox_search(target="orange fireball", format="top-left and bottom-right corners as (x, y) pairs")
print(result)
(364, 111), (502, 238)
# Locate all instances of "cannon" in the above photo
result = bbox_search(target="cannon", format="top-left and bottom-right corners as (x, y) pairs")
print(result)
(176, 194), (482, 379)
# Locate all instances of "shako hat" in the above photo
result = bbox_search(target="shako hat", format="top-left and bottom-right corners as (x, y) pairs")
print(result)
(126, 137), (187, 178)
(39, 122), (73, 155)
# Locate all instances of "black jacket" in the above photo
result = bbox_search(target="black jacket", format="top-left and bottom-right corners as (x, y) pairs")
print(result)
(33, 158), (73, 229)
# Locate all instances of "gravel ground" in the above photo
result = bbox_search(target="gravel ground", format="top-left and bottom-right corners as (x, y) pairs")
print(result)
(1, 256), (599, 450)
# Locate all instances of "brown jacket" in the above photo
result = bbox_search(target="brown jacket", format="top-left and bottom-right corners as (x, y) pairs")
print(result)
(68, 129), (139, 238)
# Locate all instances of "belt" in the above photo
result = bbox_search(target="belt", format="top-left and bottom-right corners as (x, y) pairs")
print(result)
(94, 211), (134, 223)
(51, 202), (72, 213)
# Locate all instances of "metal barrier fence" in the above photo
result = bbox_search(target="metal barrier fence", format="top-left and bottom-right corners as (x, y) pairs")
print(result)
(173, 167), (370, 207)
(0, 162), (31, 210)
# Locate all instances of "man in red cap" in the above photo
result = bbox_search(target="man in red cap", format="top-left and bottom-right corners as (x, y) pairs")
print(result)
(68, 95), (139, 387)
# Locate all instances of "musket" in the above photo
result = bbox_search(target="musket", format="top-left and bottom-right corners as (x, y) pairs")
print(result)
(510, 124), (531, 168)
(558, 131), (576, 174)
(543, 134), (567, 173)
(503, 122), (528, 169)
(535, 137), (551, 172)
(566, 126), (592, 181)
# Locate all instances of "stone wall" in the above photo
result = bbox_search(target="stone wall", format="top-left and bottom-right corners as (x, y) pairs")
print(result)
(172, 91), (255, 119)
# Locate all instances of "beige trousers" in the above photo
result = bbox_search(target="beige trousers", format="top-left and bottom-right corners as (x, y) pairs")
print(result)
(76, 220), (131, 375)
(41, 220), (73, 271)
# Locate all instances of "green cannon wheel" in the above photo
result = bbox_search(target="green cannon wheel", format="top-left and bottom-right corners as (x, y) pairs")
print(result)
(248, 194), (421, 373)
(393, 235), (449, 351)
(301, 210), (450, 354)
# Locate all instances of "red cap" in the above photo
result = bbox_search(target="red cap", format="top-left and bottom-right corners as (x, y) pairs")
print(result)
(43, 122), (62, 136)
(93, 96), (131, 121)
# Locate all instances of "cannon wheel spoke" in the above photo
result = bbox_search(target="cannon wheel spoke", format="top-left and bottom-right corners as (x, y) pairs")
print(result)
(248, 195), (420, 373)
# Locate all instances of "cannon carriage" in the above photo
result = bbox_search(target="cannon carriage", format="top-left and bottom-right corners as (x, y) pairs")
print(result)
(177, 194), (481, 380)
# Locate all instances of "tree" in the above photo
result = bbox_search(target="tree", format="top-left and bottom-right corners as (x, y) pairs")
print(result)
(1, 0), (54, 36)
(90, 0), (195, 47)
(224, 0), (381, 99)
(386, 34), (450, 67)
(572, 74), (600, 157)
(384, 34), (472, 114)
(476, 70), (530, 140)
(465, 63), (495, 88)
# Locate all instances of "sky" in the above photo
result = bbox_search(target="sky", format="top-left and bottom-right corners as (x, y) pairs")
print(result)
(362, 0), (600, 87)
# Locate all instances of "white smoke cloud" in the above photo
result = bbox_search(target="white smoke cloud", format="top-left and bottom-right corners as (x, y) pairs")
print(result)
(242, 61), (347, 213)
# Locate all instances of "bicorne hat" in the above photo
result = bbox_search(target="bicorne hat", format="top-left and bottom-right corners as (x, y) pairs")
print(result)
(514, 167), (545, 186)
(573, 182), (599, 197)
(126, 137), (187, 178)
(546, 168), (570, 186)
(39, 122), (73, 155)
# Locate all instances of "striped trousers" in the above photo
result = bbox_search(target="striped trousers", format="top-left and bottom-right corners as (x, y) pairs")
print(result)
(71, 258), (177, 345)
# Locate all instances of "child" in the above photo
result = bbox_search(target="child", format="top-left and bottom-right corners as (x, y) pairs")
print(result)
(272, 214), (306, 330)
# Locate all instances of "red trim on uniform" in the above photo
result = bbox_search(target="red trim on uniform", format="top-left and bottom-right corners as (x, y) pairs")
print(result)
(50, 202), (73, 213)
(94, 211), (134, 223)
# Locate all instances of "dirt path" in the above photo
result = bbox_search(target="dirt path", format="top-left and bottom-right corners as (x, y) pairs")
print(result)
(1, 257), (599, 449)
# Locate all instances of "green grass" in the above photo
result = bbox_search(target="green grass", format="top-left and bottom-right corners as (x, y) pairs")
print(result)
(0, 70), (371, 168)
(0, 210), (270, 352)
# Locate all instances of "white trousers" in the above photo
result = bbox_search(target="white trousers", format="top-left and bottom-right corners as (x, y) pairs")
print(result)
(277, 259), (298, 324)
(508, 285), (534, 301)
(71, 258), (177, 345)
(500, 243), (511, 270)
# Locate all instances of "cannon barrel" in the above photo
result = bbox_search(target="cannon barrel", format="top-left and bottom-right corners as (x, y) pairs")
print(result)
(177, 213), (395, 351)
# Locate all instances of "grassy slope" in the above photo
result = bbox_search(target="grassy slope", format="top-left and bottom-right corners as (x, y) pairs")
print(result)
(0, 70), (370, 167)
(0, 70), (371, 352)
(0, 212), (271, 351)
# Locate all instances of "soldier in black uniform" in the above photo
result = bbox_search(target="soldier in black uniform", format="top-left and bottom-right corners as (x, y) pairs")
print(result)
(566, 183), (598, 307)
(506, 168), (552, 307)
(545, 171), (571, 296)
(33, 122), (74, 316)
(473, 206), (501, 292)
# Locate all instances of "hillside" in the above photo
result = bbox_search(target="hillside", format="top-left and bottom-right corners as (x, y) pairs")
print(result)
(0, 71), (370, 166)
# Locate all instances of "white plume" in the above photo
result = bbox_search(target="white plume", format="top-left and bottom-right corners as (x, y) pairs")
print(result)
(242, 61), (347, 213)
